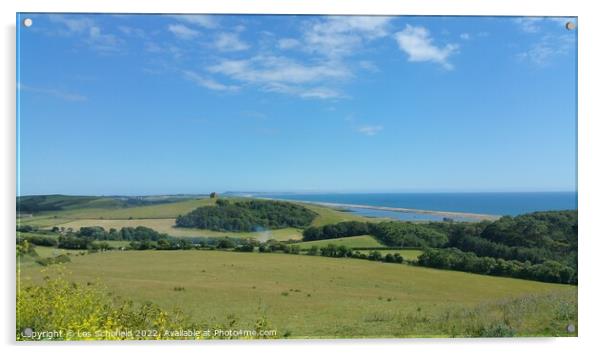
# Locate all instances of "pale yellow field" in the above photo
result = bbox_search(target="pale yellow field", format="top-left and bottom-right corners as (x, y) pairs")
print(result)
(27, 198), (385, 242)
(54, 218), (303, 240)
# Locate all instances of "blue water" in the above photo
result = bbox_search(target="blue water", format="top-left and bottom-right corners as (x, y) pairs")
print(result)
(257, 192), (577, 218)
(344, 207), (477, 222)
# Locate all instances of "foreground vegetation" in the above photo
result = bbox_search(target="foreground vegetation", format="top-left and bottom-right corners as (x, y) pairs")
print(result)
(19, 251), (576, 339)
(17, 270), (276, 340)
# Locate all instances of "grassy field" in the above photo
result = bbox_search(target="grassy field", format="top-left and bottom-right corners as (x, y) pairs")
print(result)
(19, 198), (384, 241)
(20, 250), (577, 338)
(54, 218), (303, 241)
(293, 236), (423, 260)
(296, 235), (384, 249)
(29, 198), (216, 220)
(302, 203), (387, 226)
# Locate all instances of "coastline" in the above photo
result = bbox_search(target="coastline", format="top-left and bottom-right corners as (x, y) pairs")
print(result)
(257, 197), (501, 222)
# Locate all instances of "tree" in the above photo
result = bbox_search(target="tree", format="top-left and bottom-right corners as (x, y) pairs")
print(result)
(307, 245), (319, 255)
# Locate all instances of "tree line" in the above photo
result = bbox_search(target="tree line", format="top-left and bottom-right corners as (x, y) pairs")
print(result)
(417, 248), (576, 284)
(303, 220), (448, 248)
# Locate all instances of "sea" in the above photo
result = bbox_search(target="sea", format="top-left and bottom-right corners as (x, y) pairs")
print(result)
(252, 192), (577, 222)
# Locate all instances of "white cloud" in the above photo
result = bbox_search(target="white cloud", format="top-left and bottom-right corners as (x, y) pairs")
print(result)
(209, 56), (350, 85)
(394, 25), (459, 70)
(299, 87), (344, 99)
(303, 16), (393, 58)
(168, 24), (200, 40)
(278, 38), (300, 50)
(359, 60), (379, 72)
(215, 33), (250, 52)
(517, 34), (575, 65)
(356, 125), (383, 136)
(169, 15), (218, 29)
(515, 17), (576, 33)
(460, 33), (471, 40)
(182, 71), (239, 91)
(18, 83), (87, 102)
(87, 26), (122, 52)
(514, 18), (544, 33)
(46, 15), (122, 52)
(48, 15), (94, 33)
(208, 56), (349, 99)
(118, 26), (146, 38)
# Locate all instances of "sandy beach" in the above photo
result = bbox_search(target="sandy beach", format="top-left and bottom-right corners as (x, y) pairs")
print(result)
(260, 197), (500, 221)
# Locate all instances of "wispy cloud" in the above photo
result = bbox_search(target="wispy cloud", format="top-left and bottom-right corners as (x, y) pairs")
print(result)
(514, 18), (544, 33)
(215, 32), (250, 52)
(19, 83), (87, 102)
(460, 33), (471, 40)
(118, 25), (147, 39)
(208, 55), (349, 99)
(47, 14), (123, 53)
(278, 38), (301, 50)
(517, 34), (575, 65)
(394, 25), (459, 70)
(87, 26), (122, 52)
(182, 70), (239, 91)
(48, 15), (94, 33)
(359, 60), (379, 73)
(168, 24), (200, 40)
(169, 15), (219, 29)
(356, 125), (383, 136)
(303, 16), (393, 58)
(514, 17), (575, 33)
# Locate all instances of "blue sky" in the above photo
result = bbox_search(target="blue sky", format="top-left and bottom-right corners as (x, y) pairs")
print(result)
(17, 14), (577, 195)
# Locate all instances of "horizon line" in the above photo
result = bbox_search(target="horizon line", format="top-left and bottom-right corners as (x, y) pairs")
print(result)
(16, 190), (578, 198)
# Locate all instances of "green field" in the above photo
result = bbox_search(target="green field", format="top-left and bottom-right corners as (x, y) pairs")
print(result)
(294, 236), (423, 260)
(296, 235), (384, 249)
(25, 198), (215, 220)
(19, 197), (385, 241)
(20, 250), (577, 338)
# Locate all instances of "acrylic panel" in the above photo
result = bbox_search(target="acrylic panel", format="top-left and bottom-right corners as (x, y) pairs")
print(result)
(16, 13), (577, 340)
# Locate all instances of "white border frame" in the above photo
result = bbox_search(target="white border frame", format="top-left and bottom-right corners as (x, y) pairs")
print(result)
(2, 1), (600, 354)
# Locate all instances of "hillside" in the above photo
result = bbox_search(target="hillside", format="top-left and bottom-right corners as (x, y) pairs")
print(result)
(20, 250), (576, 338)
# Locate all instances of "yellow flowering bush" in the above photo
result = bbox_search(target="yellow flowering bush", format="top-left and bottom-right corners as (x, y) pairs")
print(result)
(17, 270), (278, 341)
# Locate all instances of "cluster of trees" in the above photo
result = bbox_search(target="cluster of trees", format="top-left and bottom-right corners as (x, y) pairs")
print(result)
(17, 234), (57, 247)
(417, 248), (576, 284)
(257, 240), (300, 254)
(315, 244), (404, 264)
(175, 199), (317, 232)
(303, 220), (447, 248)
(77, 226), (168, 241)
(423, 210), (577, 275)
(17, 195), (101, 213)
(300, 210), (577, 284)
(371, 222), (448, 248)
(129, 238), (194, 251)
(16, 194), (178, 214)
(303, 221), (371, 241)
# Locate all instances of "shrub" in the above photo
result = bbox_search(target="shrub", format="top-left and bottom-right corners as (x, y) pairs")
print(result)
(306, 245), (319, 255)
(17, 272), (278, 340)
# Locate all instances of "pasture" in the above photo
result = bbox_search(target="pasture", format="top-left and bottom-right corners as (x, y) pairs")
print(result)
(20, 250), (577, 338)
(20, 197), (385, 241)
(296, 235), (384, 249)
